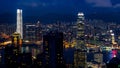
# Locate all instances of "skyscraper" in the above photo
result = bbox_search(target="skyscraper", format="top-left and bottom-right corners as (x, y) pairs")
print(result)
(75, 12), (85, 49)
(24, 23), (36, 42)
(24, 21), (42, 43)
(16, 9), (23, 39)
(36, 21), (42, 42)
(43, 31), (65, 68)
(74, 12), (87, 68)
(12, 32), (22, 47)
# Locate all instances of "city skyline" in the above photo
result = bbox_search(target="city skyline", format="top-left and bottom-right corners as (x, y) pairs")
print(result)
(0, 0), (120, 68)
(0, 9), (120, 67)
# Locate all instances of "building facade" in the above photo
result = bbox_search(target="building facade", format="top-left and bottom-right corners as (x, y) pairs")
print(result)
(24, 22), (42, 43)
(74, 12), (87, 68)
(43, 31), (65, 68)
(16, 9), (23, 39)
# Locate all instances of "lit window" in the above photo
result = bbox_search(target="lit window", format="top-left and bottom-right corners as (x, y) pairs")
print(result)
(46, 48), (48, 50)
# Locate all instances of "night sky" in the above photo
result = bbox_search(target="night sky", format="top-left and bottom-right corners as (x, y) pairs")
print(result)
(0, 0), (120, 24)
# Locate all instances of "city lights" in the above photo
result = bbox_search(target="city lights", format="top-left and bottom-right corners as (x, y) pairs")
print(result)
(0, 1), (120, 67)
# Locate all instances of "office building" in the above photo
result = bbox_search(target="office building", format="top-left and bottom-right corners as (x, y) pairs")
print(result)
(24, 24), (36, 42)
(24, 22), (42, 43)
(36, 21), (42, 42)
(12, 32), (22, 47)
(43, 31), (65, 68)
(74, 12), (87, 68)
(16, 9), (23, 39)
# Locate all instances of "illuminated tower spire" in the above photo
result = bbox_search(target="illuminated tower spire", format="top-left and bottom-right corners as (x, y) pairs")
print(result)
(16, 9), (23, 39)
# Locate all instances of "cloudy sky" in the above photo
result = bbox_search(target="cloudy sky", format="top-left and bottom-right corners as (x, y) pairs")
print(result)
(0, 0), (120, 23)
(0, 0), (120, 13)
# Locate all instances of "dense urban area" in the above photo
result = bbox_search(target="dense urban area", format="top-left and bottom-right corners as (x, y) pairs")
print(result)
(0, 9), (119, 68)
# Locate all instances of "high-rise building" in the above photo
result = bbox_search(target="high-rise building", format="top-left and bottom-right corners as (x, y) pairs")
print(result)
(16, 9), (23, 39)
(43, 31), (65, 68)
(12, 32), (22, 47)
(36, 21), (42, 42)
(74, 12), (87, 68)
(4, 44), (32, 68)
(24, 23), (36, 42)
(75, 12), (85, 49)
(0, 24), (16, 36)
(24, 21), (42, 43)
(110, 30), (116, 44)
(109, 30), (118, 48)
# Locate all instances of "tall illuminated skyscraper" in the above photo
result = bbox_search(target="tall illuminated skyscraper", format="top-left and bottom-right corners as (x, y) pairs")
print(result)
(109, 30), (116, 45)
(74, 12), (87, 68)
(75, 12), (85, 49)
(16, 9), (23, 39)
